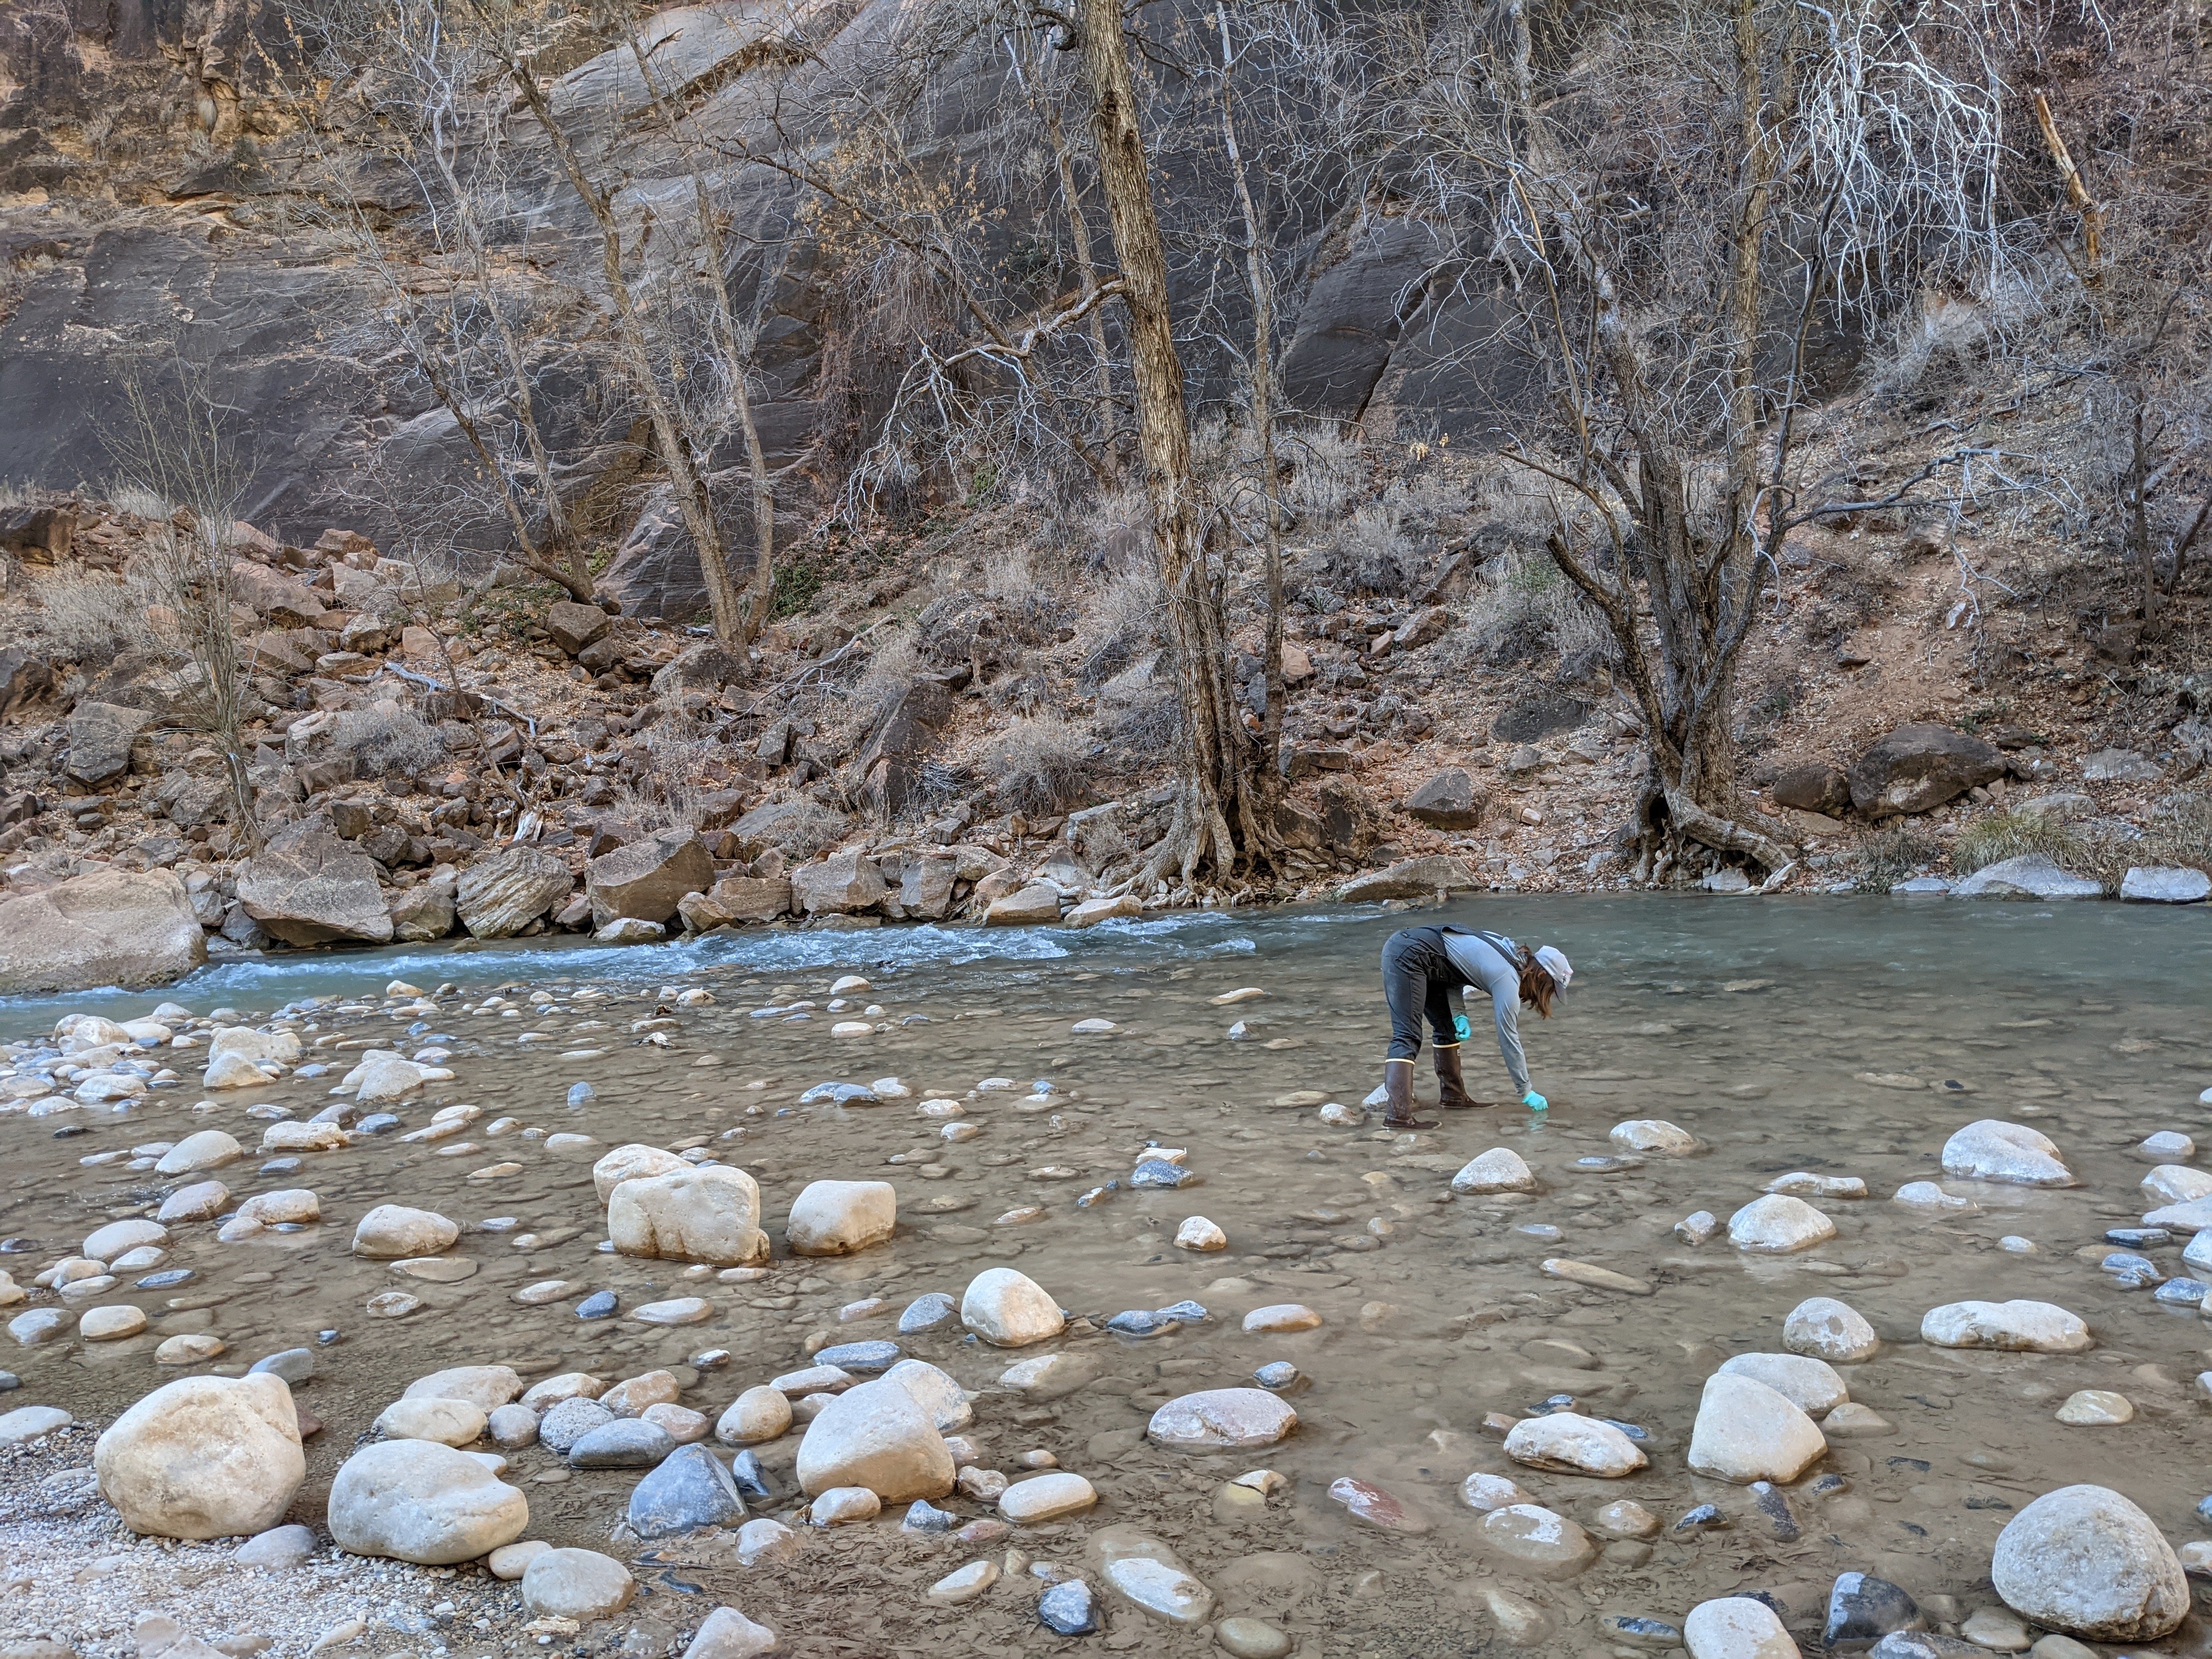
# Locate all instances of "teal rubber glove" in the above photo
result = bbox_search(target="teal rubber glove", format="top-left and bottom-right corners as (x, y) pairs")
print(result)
(1453, 1014), (1472, 1042)
(1523, 1090), (1548, 1111)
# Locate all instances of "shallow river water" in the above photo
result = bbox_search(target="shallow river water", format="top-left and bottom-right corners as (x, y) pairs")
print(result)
(5, 894), (2211, 1659)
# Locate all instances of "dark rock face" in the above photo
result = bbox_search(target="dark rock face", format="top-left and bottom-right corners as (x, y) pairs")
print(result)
(677, 875), (791, 930)
(1771, 763), (1849, 817)
(1402, 768), (1485, 829)
(1493, 695), (1589, 743)
(858, 680), (956, 815)
(0, 648), (54, 720)
(0, 0), (1560, 619)
(1847, 725), (2002, 819)
(651, 641), (746, 695)
(1317, 775), (1383, 855)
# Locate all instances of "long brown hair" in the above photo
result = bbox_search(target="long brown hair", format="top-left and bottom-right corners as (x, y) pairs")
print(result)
(1517, 951), (1559, 1018)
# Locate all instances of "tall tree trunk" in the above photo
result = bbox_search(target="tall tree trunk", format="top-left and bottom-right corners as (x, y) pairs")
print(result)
(1041, 94), (1120, 472)
(1080, 0), (1263, 888)
(501, 55), (749, 642)
(623, 22), (780, 649)
(1216, 4), (1285, 803)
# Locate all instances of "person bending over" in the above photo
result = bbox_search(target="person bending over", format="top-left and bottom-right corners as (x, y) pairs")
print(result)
(1375, 924), (1572, 1130)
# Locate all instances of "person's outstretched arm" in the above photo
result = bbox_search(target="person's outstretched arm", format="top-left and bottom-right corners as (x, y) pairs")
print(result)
(1489, 978), (1532, 1098)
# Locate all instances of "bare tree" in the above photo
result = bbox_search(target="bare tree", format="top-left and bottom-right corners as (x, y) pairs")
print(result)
(112, 355), (264, 850)
(310, 0), (605, 603)
(1358, 0), (2010, 883)
(1078, 0), (1279, 888)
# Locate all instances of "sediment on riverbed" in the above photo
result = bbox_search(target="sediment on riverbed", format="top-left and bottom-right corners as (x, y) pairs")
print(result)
(3, 897), (2210, 1658)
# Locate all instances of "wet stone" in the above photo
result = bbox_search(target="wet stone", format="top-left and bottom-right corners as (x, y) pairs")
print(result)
(627, 1443), (747, 1538)
(897, 1293), (957, 1334)
(1826, 1572), (1924, 1646)
(1329, 1476), (1429, 1533)
(814, 1340), (899, 1373)
(577, 1291), (619, 1321)
(1131, 1159), (1198, 1188)
(1038, 1579), (1099, 1635)
(571, 1419), (676, 1468)
(902, 1498), (956, 1533)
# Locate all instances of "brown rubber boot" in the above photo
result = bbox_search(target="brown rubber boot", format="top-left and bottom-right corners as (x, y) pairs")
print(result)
(1381, 1061), (1436, 1130)
(1434, 1045), (1481, 1110)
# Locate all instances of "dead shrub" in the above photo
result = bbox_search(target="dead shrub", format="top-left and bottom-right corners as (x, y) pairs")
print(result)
(329, 704), (445, 776)
(22, 568), (151, 664)
(1280, 422), (1367, 524)
(983, 713), (1093, 816)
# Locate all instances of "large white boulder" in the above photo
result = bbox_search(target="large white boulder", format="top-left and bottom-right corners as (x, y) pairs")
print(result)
(1146, 1389), (1298, 1452)
(1686, 1373), (1826, 1483)
(1942, 1120), (2075, 1187)
(0, 867), (206, 995)
(1921, 1300), (2091, 1353)
(882, 1359), (972, 1432)
(93, 1374), (305, 1540)
(793, 1377), (956, 1502)
(327, 1438), (530, 1564)
(1684, 1597), (1801, 1659)
(1502, 1413), (1645, 1479)
(785, 1180), (896, 1256)
(591, 1143), (689, 1206)
(1991, 1485), (2188, 1641)
(352, 1205), (459, 1259)
(960, 1268), (1064, 1346)
(607, 1165), (768, 1266)
(1782, 1296), (1878, 1363)
(1726, 1194), (1835, 1253)
(1451, 1148), (1536, 1194)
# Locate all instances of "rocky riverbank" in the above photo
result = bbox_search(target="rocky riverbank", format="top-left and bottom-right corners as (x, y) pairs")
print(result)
(1, 493), (2207, 996)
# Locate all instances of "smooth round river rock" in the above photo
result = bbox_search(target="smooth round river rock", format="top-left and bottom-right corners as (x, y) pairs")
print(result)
(94, 1373), (305, 1539)
(1687, 1373), (1826, 1483)
(1990, 1485), (2187, 1641)
(1146, 1389), (1297, 1453)
(327, 1437), (530, 1564)
(958, 1267), (1064, 1347)
(1502, 1412), (1646, 1478)
(1727, 1194), (1836, 1254)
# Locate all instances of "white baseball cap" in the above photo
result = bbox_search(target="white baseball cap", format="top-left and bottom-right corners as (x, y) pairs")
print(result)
(1535, 946), (1573, 991)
